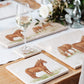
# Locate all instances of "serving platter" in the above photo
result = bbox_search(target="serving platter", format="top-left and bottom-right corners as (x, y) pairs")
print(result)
(37, 30), (84, 69)
(6, 53), (68, 84)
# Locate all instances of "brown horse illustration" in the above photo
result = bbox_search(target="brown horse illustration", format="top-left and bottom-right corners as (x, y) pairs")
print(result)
(26, 0), (41, 9)
(33, 23), (52, 33)
(42, 23), (53, 28)
(6, 29), (24, 41)
(58, 44), (76, 57)
(16, 0), (40, 9)
(58, 36), (84, 56)
(72, 36), (84, 52)
(25, 59), (52, 79)
(33, 26), (43, 33)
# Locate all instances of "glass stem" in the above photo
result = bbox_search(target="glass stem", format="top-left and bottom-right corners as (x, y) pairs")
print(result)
(23, 28), (27, 50)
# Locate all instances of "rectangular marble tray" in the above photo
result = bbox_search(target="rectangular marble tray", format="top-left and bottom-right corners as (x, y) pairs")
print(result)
(0, 22), (67, 48)
(37, 30), (84, 69)
(6, 53), (68, 84)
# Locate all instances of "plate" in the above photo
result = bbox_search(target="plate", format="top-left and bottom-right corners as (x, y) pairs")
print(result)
(37, 30), (84, 69)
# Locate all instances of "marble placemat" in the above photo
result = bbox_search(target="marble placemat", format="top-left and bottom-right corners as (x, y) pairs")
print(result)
(37, 30), (84, 69)
(6, 53), (69, 84)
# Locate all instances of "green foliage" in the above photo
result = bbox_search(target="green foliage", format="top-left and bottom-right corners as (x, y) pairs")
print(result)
(47, 0), (84, 24)
(35, 19), (40, 25)
(46, 0), (68, 25)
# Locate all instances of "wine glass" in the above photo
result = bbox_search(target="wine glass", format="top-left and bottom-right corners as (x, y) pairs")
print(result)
(41, 0), (51, 5)
(16, 3), (33, 54)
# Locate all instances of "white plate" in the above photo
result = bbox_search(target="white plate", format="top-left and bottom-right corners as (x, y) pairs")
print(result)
(37, 30), (84, 69)
(6, 53), (68, 84)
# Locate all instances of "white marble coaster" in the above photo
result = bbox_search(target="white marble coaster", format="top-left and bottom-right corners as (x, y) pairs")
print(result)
(6, 53), (69, 84)
(14, 45), (42, 58)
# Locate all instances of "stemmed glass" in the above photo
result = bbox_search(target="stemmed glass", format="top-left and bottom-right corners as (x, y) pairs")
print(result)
(16, 3), (33, 54)
(41, 0), (51, 5)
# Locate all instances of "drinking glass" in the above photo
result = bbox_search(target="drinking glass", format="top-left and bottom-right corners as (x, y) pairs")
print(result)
(16, 3), (33, 54)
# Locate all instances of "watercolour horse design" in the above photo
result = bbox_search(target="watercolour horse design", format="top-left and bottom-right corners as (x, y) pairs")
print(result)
(25, 59), (52, 79)
(58, 36), (84, 57)
(21, 0), (41, 9)
(58, 44), (76, 57)
(33, 23), (52, 33)
(6, 29), (24, 41)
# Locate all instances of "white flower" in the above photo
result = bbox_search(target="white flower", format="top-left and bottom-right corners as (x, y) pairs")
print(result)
(39, 4), (53, 18)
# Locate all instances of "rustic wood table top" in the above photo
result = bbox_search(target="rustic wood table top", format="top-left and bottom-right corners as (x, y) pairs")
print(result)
(0, 51), (81, 84)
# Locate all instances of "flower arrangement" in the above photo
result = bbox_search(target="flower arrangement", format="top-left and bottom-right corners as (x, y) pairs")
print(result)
(39, 0), (68, 25)
(39, 0), (84, 25)
(46, 0), (68, 25)
(39, 4), (53, 18)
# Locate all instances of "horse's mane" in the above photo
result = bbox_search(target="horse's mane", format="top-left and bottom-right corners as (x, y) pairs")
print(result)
(34, 59), (45, 67)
